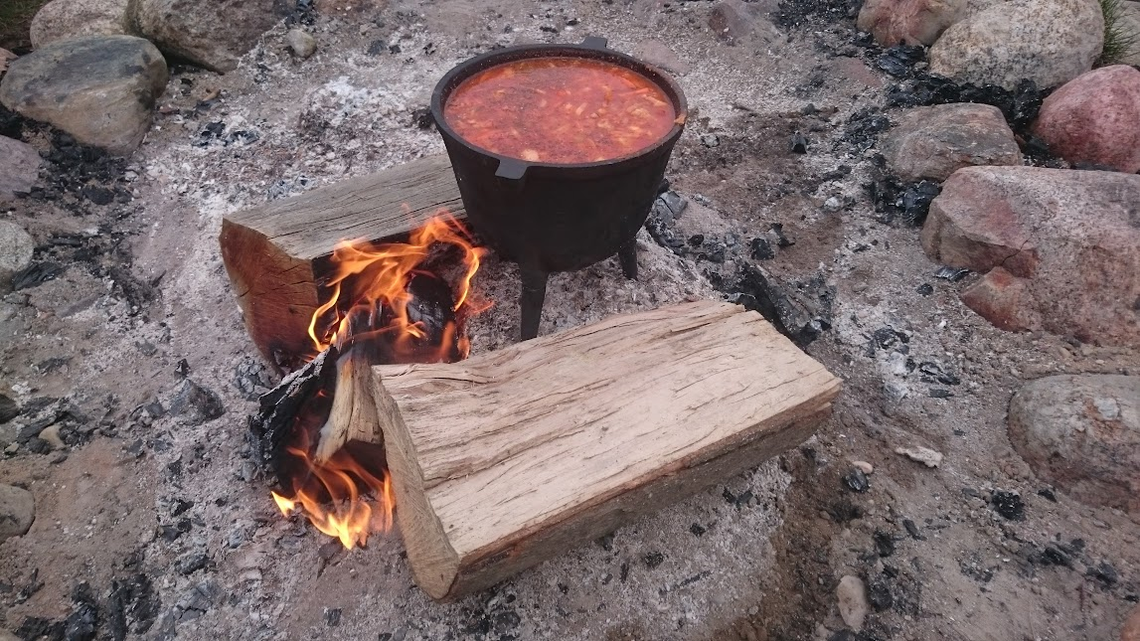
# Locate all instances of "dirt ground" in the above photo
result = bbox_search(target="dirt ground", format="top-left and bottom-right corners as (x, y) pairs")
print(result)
(1, 0), (1138, 640)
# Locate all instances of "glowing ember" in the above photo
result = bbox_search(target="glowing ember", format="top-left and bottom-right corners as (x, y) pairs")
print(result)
(272, 212), (485, 549)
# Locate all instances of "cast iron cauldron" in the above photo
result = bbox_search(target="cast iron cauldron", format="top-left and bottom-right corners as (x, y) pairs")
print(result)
(430, 36), (687, 340)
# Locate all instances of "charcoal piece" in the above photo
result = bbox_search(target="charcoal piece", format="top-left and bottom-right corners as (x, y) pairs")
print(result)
(843, 467), (869, 492)
(872, 327), (908, 350)
(690, 523), (706, 537)
(929, 388), (953, 398)
(64, 582), (100, 641)
(11, 262), (65, 291)
(325, 608), (342, 626)
(81, 185), (115, 205)
(1088, 562), (1118, 586)
(876, 44), (926, 77)
(659, 190), (687, 218)
(866, 576), (893, 611)
(935, 266), (969, 281)
(367, 39), (387, 56)
(842, 108), (891, 152)
(1037, 487), (1057, 502)
(1040, 545), (1072, 567)
(990, 490), (1025, 521)
(688, 234), (705, 247)
(916, 283), (933, 296)
(729, 263), (831, 347)
(643, 552), (665, 569)
(790, 131), (808, 153)
(903, 519), (924, 540)
(0, 392), (18, 424)
(873, 530), (895, 557)
(411, 107), (433, 130)
(749, 237), (774, 260)
(595, 533), (614, 551)
(169, 380), (225, 425)
(700, 243), (726, 264)
(899, 180), (941, 226)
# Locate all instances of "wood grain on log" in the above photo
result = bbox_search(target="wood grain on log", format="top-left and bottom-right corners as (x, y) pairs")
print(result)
(371, 300), (841, 600)
(219, 155), (463, 369)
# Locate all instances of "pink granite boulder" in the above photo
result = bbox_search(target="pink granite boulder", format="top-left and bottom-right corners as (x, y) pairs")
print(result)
(1032, 65), (1140, 173)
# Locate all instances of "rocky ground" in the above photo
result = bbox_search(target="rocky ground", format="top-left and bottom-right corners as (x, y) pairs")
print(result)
(1, 0), (1139, 640)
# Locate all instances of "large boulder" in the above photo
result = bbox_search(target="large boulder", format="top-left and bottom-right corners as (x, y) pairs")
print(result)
(132, 0), (291, 73)
(1031, 65), (1140, 173)
(0, 36), (168, 155)
(881, 103), (1022, 181)
(1008, 374), (1140, 514)
(921, 166), (1140, 345)
(1120, 1), (1140, 67)
(0, 137), (42, 201)
(29, 0), (132, 49)
(857, 0), (966, 46)
(928, 0), (1104, 91)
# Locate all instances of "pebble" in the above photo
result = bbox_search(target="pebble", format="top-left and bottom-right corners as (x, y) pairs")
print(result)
(836, 575), (870, 631)
(0, 221), (35, 294)
(286, 29), (317, 59)
(0, 483), (35, 543)
(895, 445), (943, 467)
(852, 460), (874, 475)
(38, 424), (65, 450)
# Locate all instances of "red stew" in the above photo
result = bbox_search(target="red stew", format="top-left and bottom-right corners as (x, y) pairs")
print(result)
(443, 57), (678, 164)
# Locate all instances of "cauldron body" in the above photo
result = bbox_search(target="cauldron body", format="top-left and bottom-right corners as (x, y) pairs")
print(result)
(430, 37), (687, 339)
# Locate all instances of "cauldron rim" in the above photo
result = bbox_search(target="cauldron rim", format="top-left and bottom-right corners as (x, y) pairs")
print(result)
(429, 37), (688, 175)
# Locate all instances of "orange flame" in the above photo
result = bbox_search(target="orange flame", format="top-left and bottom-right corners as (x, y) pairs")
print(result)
(273, 212), (486, 549)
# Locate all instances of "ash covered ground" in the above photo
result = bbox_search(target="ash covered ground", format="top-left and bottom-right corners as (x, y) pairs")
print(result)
(1, 1), (1138, 640)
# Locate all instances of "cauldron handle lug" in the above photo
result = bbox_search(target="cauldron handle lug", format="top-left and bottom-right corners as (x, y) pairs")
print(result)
(581, 36), (608, 49)
(495, 158), (528, 185)
(519, 267), (548, 341)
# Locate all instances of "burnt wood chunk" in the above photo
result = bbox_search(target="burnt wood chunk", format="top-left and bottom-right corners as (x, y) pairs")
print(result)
(218, 155), (464, 370)
(370, 300), (841, 600)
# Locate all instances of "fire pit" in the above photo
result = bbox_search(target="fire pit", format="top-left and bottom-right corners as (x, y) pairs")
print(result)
(431, 36), (688, 339)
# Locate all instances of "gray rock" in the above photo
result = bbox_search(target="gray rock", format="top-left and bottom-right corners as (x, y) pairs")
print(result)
(836, 575), (870, 630)
(0, 36), (168, 155)
(170, 379), (225, 425)
(928, 0), (1103, 91)
(133, 0), (291, 73)
(922, 167), (1140, 346)
(29, 0), (132, 49)
(882, 103), (1022, 181)
(1120, 1), (1140, 67)
(0, 484), (34, 543)
(1008, 374), (1140, 514)
(857, 0), (966, 46)
(0, 221), (35, 294)
(285, 29), (316, 59)
(0, 137), (42, 201)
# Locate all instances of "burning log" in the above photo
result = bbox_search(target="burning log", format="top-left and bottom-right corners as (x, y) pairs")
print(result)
(368, 300), (841, 600)
(219, 155), (464, 371)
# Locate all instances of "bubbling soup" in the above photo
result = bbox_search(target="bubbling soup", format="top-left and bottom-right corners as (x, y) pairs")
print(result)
(443, 57), (679, 165)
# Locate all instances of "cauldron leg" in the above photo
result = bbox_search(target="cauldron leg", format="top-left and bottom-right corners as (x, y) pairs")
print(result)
(519, 267), (548, 341)
(618, 240), (638, 280)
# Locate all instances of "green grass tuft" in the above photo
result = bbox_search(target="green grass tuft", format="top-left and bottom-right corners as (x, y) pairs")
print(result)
(0, 0), (50, 53)
(1099, 0), (1140, 66)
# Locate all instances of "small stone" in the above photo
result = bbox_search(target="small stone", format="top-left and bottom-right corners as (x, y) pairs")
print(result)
(916, 283), (934, 296)
(700, 133), (720, 147)
(0, 484), (35, 543)
(895, 445), (943, 467)
(0, 221), (35, 294)
(175, 551), (210, 575)
(1030, 65), (1140, 173)
(0, 138), (42, 202)
(286, 29), (317, 59)
(857, 0), (966, 46)
(852, 460), (874, 475)
(37, 424), (65, 450)
(836, 575), (870, 631)
(0, 36), (168, 155)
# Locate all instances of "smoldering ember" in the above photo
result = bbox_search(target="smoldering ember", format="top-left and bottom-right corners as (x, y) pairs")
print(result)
(1, 0), (1139, 640)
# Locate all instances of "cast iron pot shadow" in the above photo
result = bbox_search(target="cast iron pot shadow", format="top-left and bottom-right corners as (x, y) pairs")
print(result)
(430, 36), (688, 341)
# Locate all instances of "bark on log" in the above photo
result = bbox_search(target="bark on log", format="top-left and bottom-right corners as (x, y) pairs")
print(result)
(370, 300), (841, 600)
(219, 155), (463, 371)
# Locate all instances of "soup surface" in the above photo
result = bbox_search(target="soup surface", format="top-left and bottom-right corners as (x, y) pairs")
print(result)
(443, 57), (678, 164)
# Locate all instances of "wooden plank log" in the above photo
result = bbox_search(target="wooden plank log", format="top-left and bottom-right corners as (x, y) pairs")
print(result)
(218, 155), (463, 370)
(370, 300), (841, 600)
